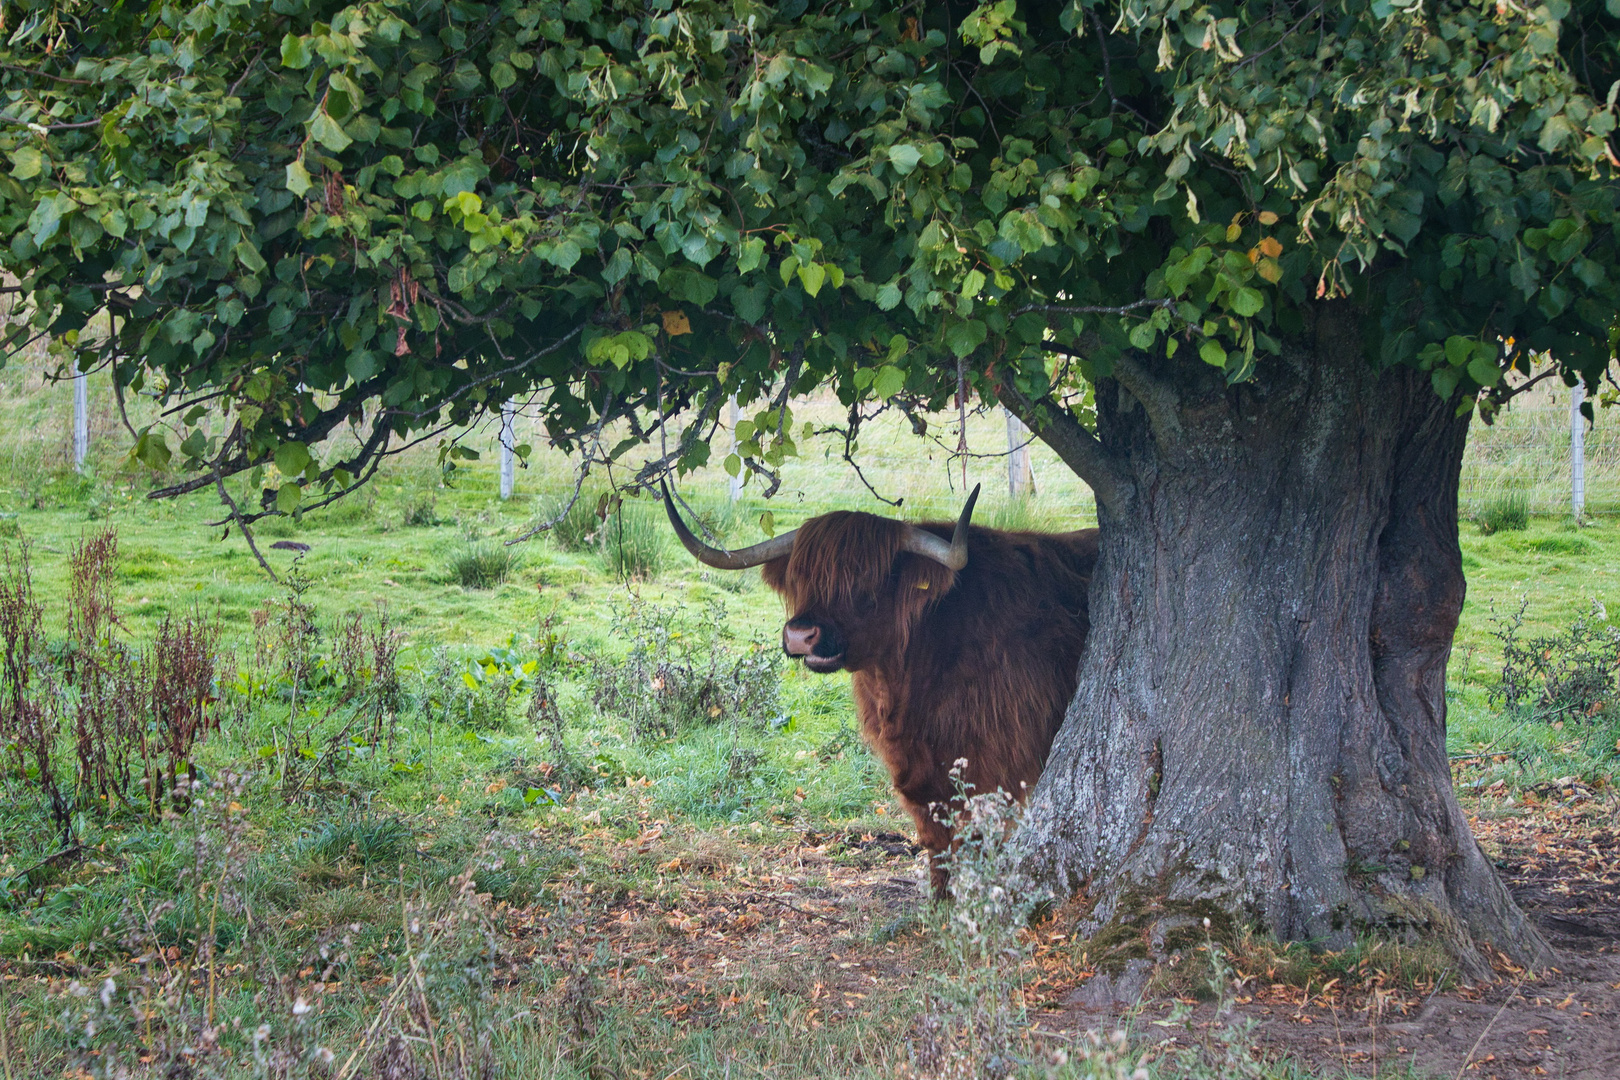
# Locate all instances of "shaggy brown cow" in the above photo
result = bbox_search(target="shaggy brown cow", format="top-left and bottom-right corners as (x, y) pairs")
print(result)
(662, 484), (1098, 895)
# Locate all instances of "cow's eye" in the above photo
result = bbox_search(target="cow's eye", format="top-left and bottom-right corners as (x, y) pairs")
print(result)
(854, 592), (878, 615)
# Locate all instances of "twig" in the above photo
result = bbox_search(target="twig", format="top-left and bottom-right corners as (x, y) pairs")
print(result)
(759, 894), (849, 928)
(0, 975), (15, 1080)
(1012, 298), (1172, 318)
(214, 468), (278, 584)
(1453, 970), (1528, 1080)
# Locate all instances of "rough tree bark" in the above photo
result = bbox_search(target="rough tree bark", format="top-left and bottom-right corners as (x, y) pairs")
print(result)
(1016, 303), (1552, 979)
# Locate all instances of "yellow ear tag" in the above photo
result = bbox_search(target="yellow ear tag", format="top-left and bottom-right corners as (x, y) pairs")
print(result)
(915, 580), (929, 589)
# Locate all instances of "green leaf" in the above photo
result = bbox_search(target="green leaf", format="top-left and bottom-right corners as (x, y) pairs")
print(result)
(285, 158), (312, 197)
(797, 261), (826, 298)
(276, 483), (302, 513)
(759, 510), (776, 538)
(309, 112), (353, 153)
(9, 146), (43, 180)
(887, 144), (922, 175)
(1229, 288), (1264, 317)
(871, 365), (905, 398)
(275, 441), (311, 477)
(737, 237), (766, 274)
(280, 34), (312, 69)
(944, 319), (987, 358)
(233, 241), (268, 274)
(1199, 340), (1228, 367)
(1467, 350), (1499, 388)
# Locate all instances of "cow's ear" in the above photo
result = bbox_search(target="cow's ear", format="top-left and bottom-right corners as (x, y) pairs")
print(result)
(897, 555), (955, 600)
(760, 555), (789, 592)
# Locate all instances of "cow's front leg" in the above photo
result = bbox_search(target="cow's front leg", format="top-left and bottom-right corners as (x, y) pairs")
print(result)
(896, 790), (955, 900)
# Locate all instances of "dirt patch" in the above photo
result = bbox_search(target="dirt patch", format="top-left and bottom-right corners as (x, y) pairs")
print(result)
(1044, 800), (1620, 1079)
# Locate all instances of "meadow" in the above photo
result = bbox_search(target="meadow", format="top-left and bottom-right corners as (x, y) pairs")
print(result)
(0, 352), (1618, 1080)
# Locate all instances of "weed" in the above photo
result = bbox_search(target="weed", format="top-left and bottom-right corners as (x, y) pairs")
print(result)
(0, 538), (68, 837)
(1475, 487), (1530, 534)
(448, 541), (520, 589)
(590, 597), (781, 740)
(141, 612), (221, 812)
(1489, 599), (1620, 720)
(910, 770), (1046, 1080)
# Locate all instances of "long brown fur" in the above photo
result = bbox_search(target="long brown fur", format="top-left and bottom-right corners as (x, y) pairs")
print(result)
(759, 512), (1099, 895)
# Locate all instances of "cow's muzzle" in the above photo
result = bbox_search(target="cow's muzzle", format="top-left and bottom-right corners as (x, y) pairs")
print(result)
(783, 618), (845, 673)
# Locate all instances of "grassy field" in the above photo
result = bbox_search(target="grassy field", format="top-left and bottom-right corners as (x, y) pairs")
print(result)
(0, 353), (1617, 1079)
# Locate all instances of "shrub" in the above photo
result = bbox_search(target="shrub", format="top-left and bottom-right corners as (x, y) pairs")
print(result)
(1489, 600), (1620, 720)
(448, 541), (520, 588)
(591, 598), (781, 739)
(1475, 488), (1529, 534)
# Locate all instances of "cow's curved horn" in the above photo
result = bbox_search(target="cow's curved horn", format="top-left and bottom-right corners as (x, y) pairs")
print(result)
(661, 482), (797, 569)
(901, 483), (980, 571)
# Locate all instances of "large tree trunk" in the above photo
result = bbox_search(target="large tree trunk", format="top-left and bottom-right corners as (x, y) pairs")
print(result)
(1019, 304), (1551, 979)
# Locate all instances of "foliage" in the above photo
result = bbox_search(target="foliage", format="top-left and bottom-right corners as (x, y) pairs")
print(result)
(591, 597), (781, 739)
(1488, 599), (1620, 720)
(1, 0), (1614, 517)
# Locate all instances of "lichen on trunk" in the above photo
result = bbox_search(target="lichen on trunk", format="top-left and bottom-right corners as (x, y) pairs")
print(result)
(1018, 303), (1552, 979)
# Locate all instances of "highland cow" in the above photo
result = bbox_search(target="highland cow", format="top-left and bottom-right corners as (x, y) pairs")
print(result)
(663, 484), (1098, 895)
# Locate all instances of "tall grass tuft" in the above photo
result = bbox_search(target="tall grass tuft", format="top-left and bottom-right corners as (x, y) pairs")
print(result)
(538, 486), (603, 552)
(598, 500), (665, 579)
(448, 541), (521, 588)
(1475, 487), (1529, 534)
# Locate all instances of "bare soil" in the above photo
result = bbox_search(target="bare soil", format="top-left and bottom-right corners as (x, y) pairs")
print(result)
(1049, 798), (1620, 1080)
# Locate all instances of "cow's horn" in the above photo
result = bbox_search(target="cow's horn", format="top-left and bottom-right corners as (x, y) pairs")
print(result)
(901, 483), (979, 571)
(661, 482), (797, 569)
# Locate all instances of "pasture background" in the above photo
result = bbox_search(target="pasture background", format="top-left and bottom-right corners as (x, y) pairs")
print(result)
(0, 345), (1617, 1079)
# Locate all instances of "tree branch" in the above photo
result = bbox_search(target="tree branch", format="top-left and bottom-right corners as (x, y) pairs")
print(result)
(214, 468), (278, 584)
(996, 377), (1132, 516)
(1012, 299), (1173, 318)
(1109, 353), (1185, 447)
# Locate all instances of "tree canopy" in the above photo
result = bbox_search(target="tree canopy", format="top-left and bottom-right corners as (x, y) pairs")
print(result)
(1, 0), (1615, 519)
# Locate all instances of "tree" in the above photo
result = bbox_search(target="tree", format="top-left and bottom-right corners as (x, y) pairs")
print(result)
(3, 0), (1615, 973)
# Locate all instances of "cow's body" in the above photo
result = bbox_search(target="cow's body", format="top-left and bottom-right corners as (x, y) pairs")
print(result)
(756, 512), (1099, 892)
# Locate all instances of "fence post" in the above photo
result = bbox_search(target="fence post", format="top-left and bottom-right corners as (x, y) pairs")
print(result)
(499, 402), (516, 500)
(727, 393), (743, 504)
(1004, 407), (1034, 498)
(72, 368), (89, 471)
(1571, 378), (1586, 520)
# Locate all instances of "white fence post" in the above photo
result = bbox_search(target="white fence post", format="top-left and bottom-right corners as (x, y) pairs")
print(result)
(499, 402), (516, 500)
(727, 393), (743, 504)
(1572, 378), (1586, 519)
(1004, 407), (1034, 498)
(72, 368), (89, 471)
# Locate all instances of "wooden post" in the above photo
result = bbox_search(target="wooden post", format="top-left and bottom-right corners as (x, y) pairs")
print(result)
(727, 393), (743, 504)
(72, 368), (89, 471)
(1004, 407), (1034, 498)
(499, 402), (516, 500)
(1572, 378), (1586, 520)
